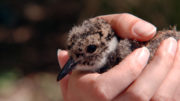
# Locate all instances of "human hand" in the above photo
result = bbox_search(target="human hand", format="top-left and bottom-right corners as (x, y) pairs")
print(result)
(58, 13), (180, 101)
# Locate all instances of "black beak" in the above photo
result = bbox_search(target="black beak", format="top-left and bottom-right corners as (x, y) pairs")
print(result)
(57, 57), (76, 81)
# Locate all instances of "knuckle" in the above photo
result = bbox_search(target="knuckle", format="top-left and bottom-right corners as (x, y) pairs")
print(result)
(125, 90), (149, 101)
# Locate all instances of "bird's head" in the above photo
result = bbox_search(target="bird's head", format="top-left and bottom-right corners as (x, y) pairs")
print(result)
(57, 18), (118, 81)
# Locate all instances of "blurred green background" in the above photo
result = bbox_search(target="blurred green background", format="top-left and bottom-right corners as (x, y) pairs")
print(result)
(0, 0), (180, 101)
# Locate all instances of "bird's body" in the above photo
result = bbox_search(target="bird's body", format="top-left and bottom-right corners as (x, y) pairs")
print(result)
(57, 18), (180, 81)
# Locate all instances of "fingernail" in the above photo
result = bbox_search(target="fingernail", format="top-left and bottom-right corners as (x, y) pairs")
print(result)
(135, 47), (150, 67)
(57, 49), (62, 67)
(166, 37), (177, 55)
(57, 49), (62, 56)
(132, 21), (157, 37)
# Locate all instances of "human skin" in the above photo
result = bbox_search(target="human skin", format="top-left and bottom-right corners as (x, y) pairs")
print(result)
(58, 13), (180, 101)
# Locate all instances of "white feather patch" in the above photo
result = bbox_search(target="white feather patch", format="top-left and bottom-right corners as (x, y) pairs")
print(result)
(76, 36), (118, 71)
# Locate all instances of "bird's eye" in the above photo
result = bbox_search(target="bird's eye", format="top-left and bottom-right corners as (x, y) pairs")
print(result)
(86, 45), (97, 53)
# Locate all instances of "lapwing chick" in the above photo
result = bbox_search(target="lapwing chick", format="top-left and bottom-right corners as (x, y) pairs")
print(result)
(57, 18), (180, 81)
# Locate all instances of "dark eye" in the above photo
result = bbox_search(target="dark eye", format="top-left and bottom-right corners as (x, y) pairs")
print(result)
(86, 45), (97, 53)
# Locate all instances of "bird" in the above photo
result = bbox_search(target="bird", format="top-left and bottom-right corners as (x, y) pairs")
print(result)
(57, 18), (180, 81)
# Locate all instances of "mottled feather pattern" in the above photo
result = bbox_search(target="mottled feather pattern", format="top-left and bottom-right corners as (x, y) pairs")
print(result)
(67, 18), (180, 72)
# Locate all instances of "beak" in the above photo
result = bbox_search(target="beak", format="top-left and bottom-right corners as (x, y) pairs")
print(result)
(57, 57), (76, 81)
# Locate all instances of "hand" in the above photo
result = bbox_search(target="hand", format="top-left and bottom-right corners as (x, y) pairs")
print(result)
(115, 37), (180, 101)
(58, 13), (180, 101)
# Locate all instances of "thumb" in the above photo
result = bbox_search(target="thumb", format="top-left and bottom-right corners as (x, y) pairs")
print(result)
(98, 13), (157, 41)
(57, 49), (69, 68)
(57, 49), (69, 99)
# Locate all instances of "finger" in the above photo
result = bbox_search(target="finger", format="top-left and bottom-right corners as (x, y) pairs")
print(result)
(117, 37), (177, 101)
(98, 13), (157, 41)
(92, 47), (149, 100)
(151, 40), (180, 100)
(57, 49), (70, 100)
(57, 49), (69, 67)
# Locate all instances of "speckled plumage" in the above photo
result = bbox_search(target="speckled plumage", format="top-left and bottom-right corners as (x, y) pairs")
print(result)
(57, 18), (180, 81)
(67, 18), (117, 72)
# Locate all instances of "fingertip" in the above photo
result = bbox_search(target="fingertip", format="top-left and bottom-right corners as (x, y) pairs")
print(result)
(57, 49), (69, 68)
(131, 21), (157, 41)
(156, 37), (177, 57)
(135, 47), (150, 58)
(57, 49), (68, 58)
(131, 47), (150, 68)
(57, 49), (62, 55)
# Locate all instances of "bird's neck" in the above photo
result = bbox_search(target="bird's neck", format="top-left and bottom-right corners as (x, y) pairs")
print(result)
(98, 36), (119, 73)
